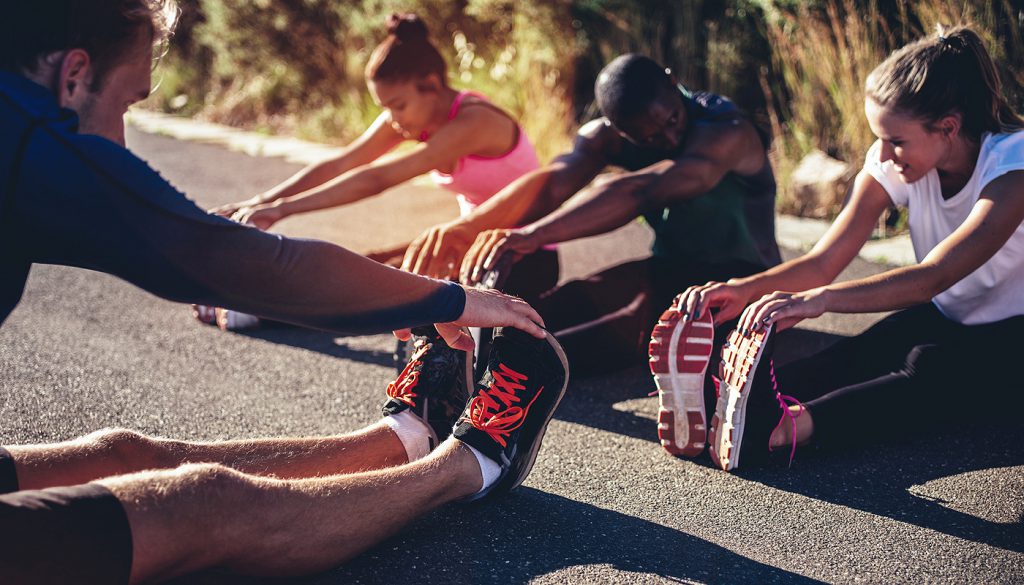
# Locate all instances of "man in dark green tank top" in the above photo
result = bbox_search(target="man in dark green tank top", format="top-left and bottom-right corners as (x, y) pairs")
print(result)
(405, 53), (781, 376)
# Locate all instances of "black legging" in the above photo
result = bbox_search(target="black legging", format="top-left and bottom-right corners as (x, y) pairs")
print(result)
(526, 256), (763, 377)
(775, 303), (1024, 447)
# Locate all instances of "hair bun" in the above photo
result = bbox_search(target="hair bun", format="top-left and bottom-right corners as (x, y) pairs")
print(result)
(386, 13), (429, 43)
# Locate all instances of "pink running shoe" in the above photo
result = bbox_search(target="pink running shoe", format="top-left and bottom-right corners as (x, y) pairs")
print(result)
(648, 298), (715, 457)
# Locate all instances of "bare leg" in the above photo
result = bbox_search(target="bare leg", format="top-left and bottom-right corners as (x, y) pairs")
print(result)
(96, 438), (480, 583)
(769, 406), (815, 449)
(7, 421), (407, 490)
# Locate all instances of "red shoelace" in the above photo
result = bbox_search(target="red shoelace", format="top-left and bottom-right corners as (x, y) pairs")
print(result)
(385, 344), (429, 407)
(462, 363), (542, 447)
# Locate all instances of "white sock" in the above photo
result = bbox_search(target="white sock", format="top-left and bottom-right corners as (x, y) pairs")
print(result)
(383, 411), (435, 462)
(464, 443), (502, 492)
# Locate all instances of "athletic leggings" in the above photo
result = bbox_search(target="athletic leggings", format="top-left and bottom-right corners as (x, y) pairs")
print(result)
(775, 303), (1024, 447)
(527, 256), (764, 377)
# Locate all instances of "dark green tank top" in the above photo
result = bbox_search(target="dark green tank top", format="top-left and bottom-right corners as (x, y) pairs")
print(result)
(608, 87), (781, 269)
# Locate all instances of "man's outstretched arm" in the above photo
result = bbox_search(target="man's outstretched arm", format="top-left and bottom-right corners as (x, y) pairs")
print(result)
(7, 130), (543, 336)
(462, 118), (766, 277)
(403, 120), (611, 280)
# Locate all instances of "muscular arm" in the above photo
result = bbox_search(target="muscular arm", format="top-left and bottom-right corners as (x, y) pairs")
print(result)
(524, 116), (767, 247)
(457, 122), (613, 231)
(402, 121), (609, 278)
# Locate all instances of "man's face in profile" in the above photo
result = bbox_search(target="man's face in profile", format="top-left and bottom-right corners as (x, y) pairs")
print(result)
(74, 34), (154, 146)
(614, 85), (688, 152)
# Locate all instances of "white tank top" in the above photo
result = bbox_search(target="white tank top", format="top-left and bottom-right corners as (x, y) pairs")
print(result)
(864, 131), (1024, 325)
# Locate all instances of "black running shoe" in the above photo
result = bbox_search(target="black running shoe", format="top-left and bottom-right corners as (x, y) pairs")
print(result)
(708, 324), (790, 471)
(382, 326), (474, 446)
(469, 253), (516, 381)
(453, 327), (569, 501)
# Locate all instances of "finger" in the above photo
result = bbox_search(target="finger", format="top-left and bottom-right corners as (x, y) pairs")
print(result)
(434, 323), (475, 352)
(469, 233), (502, 284)
(510, 296), (545, 330)
(737, 302), (761, 335)
(393, 328), (412, 341)
(480, 232), (509, 274)
(459, 236), (484, 283)
(750, 298), (788, 332)
(411, 230), (440, 276)
(426, 239), (457, 280)
(401, 236), (425, 272)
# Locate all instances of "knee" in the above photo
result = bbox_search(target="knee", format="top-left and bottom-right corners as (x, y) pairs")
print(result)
(84, 428), (175, 470)
(171, 463), (255, 503)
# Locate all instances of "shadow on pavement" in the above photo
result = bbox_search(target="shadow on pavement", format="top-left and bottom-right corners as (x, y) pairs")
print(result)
(177, 488), (822, 585)
(554, 326), (1024, 554)
(554, 327), (847, 446)
(234, 326), (395, 369)
(736, 424), (1024, 554)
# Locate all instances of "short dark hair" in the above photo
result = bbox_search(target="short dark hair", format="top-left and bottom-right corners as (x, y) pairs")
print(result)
(1, 0), (178, 90)
(595, 54), (673, 126)
(364, 13), (447, 85)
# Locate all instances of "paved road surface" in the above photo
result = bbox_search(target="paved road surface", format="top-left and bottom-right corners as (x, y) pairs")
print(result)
(0, 127), (1021, 584)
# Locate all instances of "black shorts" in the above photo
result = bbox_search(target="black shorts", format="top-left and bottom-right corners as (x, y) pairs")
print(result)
(0, 447), (133, 585)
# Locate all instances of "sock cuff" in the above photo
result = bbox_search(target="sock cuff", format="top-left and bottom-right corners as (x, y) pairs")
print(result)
(383, 411), (435, 462)
(463, 442), (501, 494)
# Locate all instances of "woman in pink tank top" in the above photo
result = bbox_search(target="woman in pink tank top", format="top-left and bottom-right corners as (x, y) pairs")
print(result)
(423, 90), (540, 216)
(214, 13), (540, 268)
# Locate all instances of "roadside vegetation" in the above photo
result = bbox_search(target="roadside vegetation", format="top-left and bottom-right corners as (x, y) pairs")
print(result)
(150, 0), (1023, 217)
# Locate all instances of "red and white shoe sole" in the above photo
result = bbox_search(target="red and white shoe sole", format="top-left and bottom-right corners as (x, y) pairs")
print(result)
(709, 324), (773, 471)
(648, 303), (714, 457)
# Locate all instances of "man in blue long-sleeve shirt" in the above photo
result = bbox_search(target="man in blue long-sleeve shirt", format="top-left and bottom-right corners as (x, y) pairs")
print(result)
(0, 2), (570, 582)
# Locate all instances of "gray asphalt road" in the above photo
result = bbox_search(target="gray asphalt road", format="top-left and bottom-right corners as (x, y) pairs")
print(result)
(1, 128), (1021, 584)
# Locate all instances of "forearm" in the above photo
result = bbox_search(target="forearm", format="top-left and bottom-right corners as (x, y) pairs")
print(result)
(165, 225), (466, 333)
(818, 264), (944, 314)
(729, 253), (838, 300)
(258, 156), (358, 204)
(458, 168), (575, 233)
(274, 168), (387, 217)
(525, 176), (647, 246)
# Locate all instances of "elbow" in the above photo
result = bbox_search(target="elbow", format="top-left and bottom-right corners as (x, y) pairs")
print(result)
(603, 173), (656, 213)
(358, 166), (394, 195)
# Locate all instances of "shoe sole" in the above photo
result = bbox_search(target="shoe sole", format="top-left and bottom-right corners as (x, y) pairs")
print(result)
(466, 330), (570, 502)
(709, 324), (773, 471)
(648, 305), (714, 457)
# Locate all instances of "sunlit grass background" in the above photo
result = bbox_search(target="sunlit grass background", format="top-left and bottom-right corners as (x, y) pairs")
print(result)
(150, 0), (1023, 218)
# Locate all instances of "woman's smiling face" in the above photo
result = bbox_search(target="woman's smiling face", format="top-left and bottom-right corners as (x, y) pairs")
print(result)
(865, 97), (949, 184)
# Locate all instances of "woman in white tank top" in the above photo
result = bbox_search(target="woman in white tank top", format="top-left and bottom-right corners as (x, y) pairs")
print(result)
(665, 25), (1024, 470)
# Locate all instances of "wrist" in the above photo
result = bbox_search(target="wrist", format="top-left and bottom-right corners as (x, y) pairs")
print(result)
(810, 286), (833, 311)
(519, 223), (547, 250)
(726, 277), (758, 304)
(271, 198), (294, 217)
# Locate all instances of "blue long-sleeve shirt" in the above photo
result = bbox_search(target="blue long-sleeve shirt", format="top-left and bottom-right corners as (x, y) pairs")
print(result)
(0, 72), (465, 333)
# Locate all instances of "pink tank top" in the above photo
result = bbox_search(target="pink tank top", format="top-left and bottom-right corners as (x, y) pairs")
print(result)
(422, 91), (540, 216)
